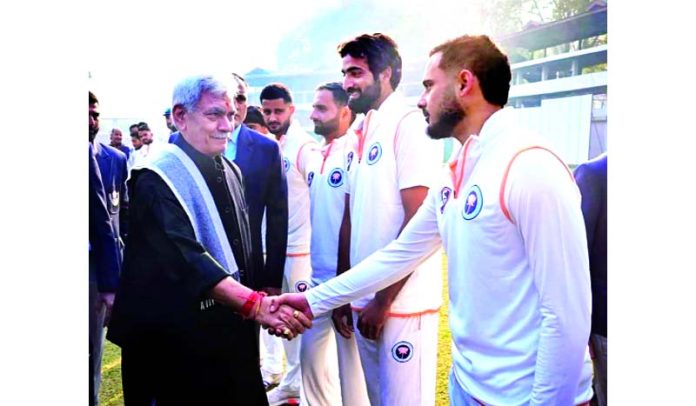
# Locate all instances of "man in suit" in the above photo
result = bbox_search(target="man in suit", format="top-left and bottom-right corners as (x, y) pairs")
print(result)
(95, 132), (130, 245)
(225, 74), (289, 390)
(225, 73), (288, 295)
(164, 108), (179, 143)
(89, 91), (124, 406)
(574, 153), (608, 406)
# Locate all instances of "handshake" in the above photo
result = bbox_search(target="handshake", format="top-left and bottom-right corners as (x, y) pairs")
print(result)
(253, 293), (315, 340)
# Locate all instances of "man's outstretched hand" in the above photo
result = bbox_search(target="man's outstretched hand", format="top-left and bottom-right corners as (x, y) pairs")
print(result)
(268, 293), (314, 322)
(255, 296), (312, 340)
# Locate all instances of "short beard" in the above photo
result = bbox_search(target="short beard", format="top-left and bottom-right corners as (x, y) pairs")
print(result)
(270, 120), (291, 137)
(314, 116), (339, 137)
(348, 81), (381, 114)
(426, 105), (464, 140)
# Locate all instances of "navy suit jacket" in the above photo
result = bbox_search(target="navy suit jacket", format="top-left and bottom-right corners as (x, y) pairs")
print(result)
(89, 143), (121, 292)
(234, 125), (288, 289)
(94, 142), (130, 242)
(113, 144), (132, 161)
(574, 153), (607, 337)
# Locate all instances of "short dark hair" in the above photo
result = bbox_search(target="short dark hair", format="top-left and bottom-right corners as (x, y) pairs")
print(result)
(129, 123), (139, 132)
(131, 132), (142, 140)
(316, 82), (349, 107)
(137, 122), (150, 131)
(244, 105), (268, 128)
(89, 91), (98, 105)
(430, 35), (511, 107)
(337, 33), (402, 90)
(260, 83), (293, 104)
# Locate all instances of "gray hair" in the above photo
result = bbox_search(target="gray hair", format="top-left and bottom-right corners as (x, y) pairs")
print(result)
(171, 75), (231, 113)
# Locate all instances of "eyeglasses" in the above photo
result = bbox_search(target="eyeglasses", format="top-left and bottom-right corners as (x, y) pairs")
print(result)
(235, 94), (247, 103)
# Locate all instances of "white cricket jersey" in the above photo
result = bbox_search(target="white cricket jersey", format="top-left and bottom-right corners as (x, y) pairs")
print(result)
(348, 92), (443, 314)
(279, 121), (320, 255)
(305, 108), (594, 405)
(307, 134), (354, 286)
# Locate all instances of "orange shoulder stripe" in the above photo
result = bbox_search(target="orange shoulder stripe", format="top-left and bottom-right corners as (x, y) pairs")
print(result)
(499, 146), (574, 224)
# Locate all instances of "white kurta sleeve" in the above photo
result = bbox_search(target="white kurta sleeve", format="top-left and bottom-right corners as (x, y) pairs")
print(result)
(305, 189), (443, 315)
(505, 149), (592, 406)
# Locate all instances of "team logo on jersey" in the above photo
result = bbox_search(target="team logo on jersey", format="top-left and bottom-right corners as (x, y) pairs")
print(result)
(391, 341), (414, 363)
(328, 168), (344, 187)
(440, 187), (452, 214)
(283, 157), (290, 172)
(346, 151), (354, 172)
(295, 280), (309, 292)
(307, 171), (315, 186)
(461, 185), (483, 220)
(366, 143), (382, 165)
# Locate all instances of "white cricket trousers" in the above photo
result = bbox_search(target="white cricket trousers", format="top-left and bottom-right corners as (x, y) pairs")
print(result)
(300, 310), (370, 406)
(354, 311), (439, 406)
(260, 254), (313, 392)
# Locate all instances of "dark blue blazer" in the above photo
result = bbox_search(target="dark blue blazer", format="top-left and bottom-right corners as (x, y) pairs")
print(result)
(234, 125), (288, 289)
(574, 153), (607, 337)
(94, 142), (130, 242)
(114, 144), (132, 161)
(89, 143), (121, 292)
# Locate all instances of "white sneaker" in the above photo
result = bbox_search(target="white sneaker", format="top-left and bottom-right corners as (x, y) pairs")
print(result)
(266, 386), (300, 406)
(261, 369), (282, 391)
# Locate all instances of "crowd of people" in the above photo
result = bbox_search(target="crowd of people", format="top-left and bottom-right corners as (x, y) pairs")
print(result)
(89, 32), (607, 406)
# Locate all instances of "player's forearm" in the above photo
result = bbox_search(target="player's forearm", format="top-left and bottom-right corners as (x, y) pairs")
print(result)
(374, 274), (410, 307)
(529, 316), (590, 405)
(307, 204), (442, 316)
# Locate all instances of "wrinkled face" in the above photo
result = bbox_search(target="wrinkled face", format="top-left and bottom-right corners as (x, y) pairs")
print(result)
(139, 129), (154, 145)
(417, 52), (464, 140)
(309, 89), (341, 137)
(89, 102), (100, 141)
(341, 55), (381, 114)
(177, 91), (234, 157)
(110, 129), (123, 145)
(261, 98), (294, 137)
(233, 82), (248, 128)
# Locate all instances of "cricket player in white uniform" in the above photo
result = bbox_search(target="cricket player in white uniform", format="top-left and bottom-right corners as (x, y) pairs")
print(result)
(272, 35), (594, 406)
(299, 82), (371, 406)
(334, 33), (444, 406)
(260, 83), (318, 406)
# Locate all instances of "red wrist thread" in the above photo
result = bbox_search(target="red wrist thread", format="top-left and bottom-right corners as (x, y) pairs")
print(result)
(240, 291), (268, 320)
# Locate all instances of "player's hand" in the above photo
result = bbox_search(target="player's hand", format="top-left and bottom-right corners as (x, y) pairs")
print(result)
(332, 304), (354, 339)
(357, 298), (389, 340)
(268, 293), (314, 319)
(256, 296), (312, 340)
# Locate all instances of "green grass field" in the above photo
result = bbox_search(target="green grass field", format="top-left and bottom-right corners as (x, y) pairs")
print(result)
(99, 252), (452, 405)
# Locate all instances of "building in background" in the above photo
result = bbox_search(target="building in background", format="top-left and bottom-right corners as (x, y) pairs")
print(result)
(246, 1), (607, 165)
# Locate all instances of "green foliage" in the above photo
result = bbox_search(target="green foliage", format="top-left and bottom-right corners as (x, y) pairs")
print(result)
(551, 0), (593, 20)
(583, 63), (607, 74)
